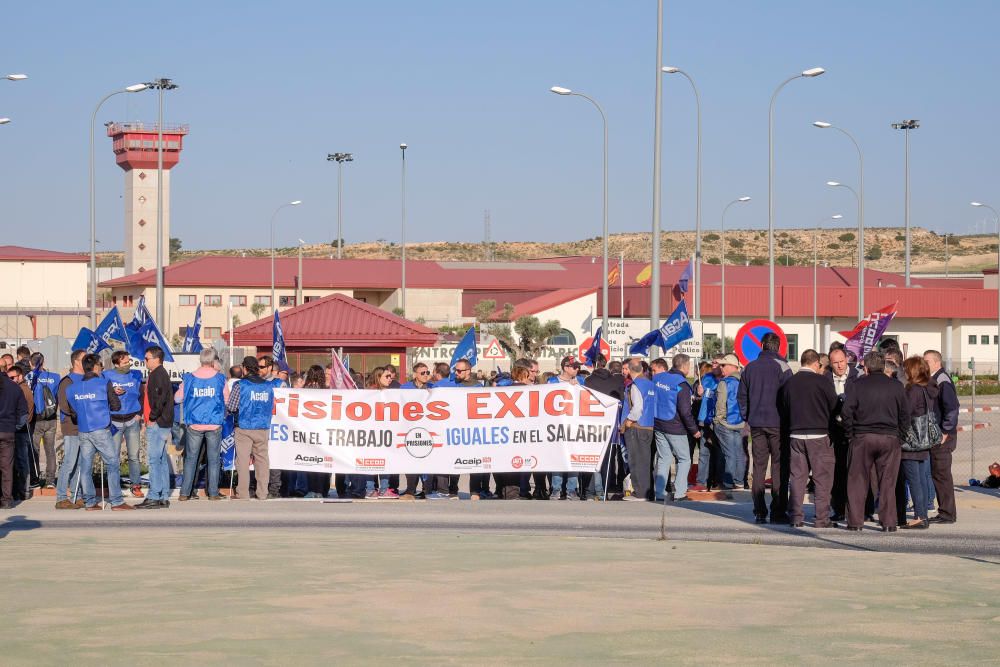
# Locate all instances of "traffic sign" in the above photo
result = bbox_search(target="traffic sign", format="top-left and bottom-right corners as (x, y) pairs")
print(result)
(483, 339), (506, 359)
(577, 335), (611, 365)
(734, 319), (787, 366)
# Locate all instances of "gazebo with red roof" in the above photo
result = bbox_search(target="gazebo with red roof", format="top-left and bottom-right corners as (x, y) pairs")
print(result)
(225, 293), (439, 376)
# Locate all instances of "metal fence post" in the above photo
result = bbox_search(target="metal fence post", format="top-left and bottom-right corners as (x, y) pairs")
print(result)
(970, 358), (976, 481)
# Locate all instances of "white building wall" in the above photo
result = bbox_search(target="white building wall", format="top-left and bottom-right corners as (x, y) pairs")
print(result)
(0, 261), (88, 308)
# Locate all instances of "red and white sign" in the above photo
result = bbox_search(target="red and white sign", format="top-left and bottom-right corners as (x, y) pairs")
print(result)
(577, 336), (611, 364)
(482, 339), (506, 359)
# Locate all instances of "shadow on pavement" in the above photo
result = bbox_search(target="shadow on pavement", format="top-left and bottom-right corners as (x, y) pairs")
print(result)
(0, 515), (43, 539)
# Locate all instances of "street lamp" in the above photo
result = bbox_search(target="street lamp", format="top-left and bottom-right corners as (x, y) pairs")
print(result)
(270, 200), (302, 309)
(4, 74), (27, 81)
(144, 78), (179, 324)
(768, 67), (825, 321)
(89, 83), (149, 326)
(814, 120), (865, 320)
(297, 238), (306, 306)
(550, 85), (610, 333)
(720, 196), (751, 345)
(326, 152), (353, 259)
(650, 0), (665, 349)
(892, 120), (920, 286)
(814, 214), (843, 350)
(0, 118), (10, 125)
(971, 201), (999, 374)
(400, 143), (407, 317)
(661, 66), (703, 321)
(827, 181), (864, 319)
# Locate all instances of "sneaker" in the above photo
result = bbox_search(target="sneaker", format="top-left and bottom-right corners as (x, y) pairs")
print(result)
(85, 504), (102, 511)
(365, 489), (379, 499)
(267, 493), (282, 500)
(623, 495), (646, 502)
(158, 500), (171, 508)
(304, 492), (321, 499)
(326, 490), (340, 499)
(44, 481), (56, 489)
(478, 491), (497, 500)
(426, 491), (450, 500)
(379, 489), (400, 499)
(54, 499), (76, 509)
(73, 498), (86, 509)
(133, 498), (162, 510)
(111, 503), (135, 511)
(207, 495), (226, 501)
(0, 500), (13, 509)
(131, 485), (144, 498)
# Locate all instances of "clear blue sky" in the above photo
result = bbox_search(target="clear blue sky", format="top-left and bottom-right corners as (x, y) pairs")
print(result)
(1, 0), (998, 252)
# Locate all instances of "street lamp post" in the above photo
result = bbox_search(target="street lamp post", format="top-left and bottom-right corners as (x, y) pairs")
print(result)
(550, 86), (609, 332)
(297, 238), (306, 305)
(90, 83), (149, 326)
(144, 78), (178, 324)
(400, 143), (407, 317)
(768, 67), (825, 321)
(971, 202), (999, 373)
(893, 120), (919, 286)
(1, 74), (27, 123)
(827, 181), (863, 319)
(650, 0), (664, 350)
(815, 214), (843, 350)
(326, 152), (353, 259)
(721, 196), (751, 345)
(270, 201), (302, 309)
(814, 121), (865, 320)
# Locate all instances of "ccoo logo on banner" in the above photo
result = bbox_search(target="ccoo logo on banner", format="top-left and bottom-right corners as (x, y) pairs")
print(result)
(267, 384), (620, 474)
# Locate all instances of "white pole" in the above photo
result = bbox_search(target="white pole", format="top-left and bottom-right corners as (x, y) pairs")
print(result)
(650, 0), (664, 355)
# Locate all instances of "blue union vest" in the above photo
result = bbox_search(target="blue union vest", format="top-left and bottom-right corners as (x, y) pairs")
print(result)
(103, 369), (143, 416)
(68, 376), (112, 433)
(182, 372), (226, 426)
(631, 377), (656, 427)
(236, 378), (279, 430)
(652, 371), (687, 422)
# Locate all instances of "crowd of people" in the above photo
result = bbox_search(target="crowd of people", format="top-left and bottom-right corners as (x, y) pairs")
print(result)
(0, 335), (961, 531)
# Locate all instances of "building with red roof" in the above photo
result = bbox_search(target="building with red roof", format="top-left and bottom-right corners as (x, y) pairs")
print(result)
(1, 246), (90, 340)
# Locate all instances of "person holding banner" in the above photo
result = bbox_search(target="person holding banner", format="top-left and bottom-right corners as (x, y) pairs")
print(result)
(29, 352), (60, 489)
(547, 356), (582, 500)
(622, 358), (656, 502)
(226, 356), (278, 501)
(652, 355), (700, 502)
(54, 350), (86, 509)
(65, 354), (134, 511)
(104, 350), (146, 498)
(176, 347), (228, 501)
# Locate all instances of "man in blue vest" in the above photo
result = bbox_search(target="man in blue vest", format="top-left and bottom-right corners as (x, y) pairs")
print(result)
(652, 354), (701, 502)
(622, 358), (655, 501)
(54, 350), (86, 509)
(104, 350), (146, 498)
(176, 347), (228, 501)
(29, 352), (60, 489)
(65, 354), (134, 511)
(226, 356), (279, 501)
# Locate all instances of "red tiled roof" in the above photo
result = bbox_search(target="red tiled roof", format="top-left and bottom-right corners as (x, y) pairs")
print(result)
(489, 287), (596, 319)
(225, 293), (438, 348)
(0, 246), (88, 263)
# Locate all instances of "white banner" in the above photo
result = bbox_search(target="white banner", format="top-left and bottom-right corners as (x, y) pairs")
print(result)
(268, 384), (620, 474)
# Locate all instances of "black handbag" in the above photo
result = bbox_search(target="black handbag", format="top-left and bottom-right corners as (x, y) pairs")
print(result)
(903, 387), (942, 452)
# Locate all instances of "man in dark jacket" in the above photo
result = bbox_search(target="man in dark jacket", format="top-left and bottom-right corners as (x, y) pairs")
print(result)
(841, 350), (909, 531)
(584, 355), (625, 498)
(0, 369), (29, 508)
(738, 332), (793, 523)
(825, 347), (860, 521)
(780, 350), (838, 527)
(923, 350), (959, 524)
(144, 346), (175, 508)
(652, 354), (701, 502)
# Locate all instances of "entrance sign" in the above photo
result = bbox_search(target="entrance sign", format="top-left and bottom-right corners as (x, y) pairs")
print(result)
(734, 319), (787, 365)
(268, 384), (619, 474)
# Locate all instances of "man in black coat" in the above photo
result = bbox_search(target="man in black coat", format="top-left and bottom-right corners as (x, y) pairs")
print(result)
(825, 347), (860, 521)
(584, 355), (625, 498)
(923, 350), (959, 524)
(841, 350), (910, 531)
(0, 370), (30, 508)
(781, 350), (838, 527)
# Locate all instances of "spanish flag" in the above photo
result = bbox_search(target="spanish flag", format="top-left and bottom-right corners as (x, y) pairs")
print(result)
(635, 263), (652, 286)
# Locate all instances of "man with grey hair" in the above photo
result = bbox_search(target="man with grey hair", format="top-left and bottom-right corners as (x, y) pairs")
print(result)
(841, 350), (909, 532)
(621, 358), (655, 501)
(175, 346), (229, 501)
(923, 349), (959, 524)
(651, 354), (700, 501)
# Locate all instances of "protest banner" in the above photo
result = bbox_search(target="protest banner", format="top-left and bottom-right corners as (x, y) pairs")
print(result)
(268, 383), (620, 475)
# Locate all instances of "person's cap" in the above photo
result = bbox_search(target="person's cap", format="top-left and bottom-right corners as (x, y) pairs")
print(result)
(721, 354), (741, 368)
(560, 356), (581, 369)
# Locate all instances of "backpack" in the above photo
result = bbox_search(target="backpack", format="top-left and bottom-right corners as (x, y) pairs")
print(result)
(40, 385), (58, 420)
(902, 387), (942, 453)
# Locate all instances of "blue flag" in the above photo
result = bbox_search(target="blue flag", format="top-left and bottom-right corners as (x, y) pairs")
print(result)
(132, 319), (176, 362)
(124, 296), (149, 342)
(272, 310), (290, 372)
(182, 303), (204, 353)
(450, 327), (477, 370)
(95, 307), (130, 348)
(583, 326), (603, 367)
(629, 300), (693, 356)
(678, 259), (693, 295)
(220, 415), (237, 471)
(72, 327), (111, 355)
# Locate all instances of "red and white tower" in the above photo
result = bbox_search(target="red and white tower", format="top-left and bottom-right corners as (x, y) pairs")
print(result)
(107, 121), (189, 274)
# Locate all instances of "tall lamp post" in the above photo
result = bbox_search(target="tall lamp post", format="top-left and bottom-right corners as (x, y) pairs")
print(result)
(326, 152), (353, 259)
(90, 83), (149, 326)
(1, 74), (27, 124)
(661, 66), (702, 321)
(270, 200), (302, 309)
(768, 67), (825, 321)
(720, 196), (751, 345)
(144, 78), (178, 324)
(827, 181), (863, 319)
(893, 120), (919, 286)
(814, 121), (865, 320)
(297, 238), (306, 305)
(971, 201), (999, 373)
(814, 214), (843, 350)
(650, 0), (665, 351)
(550, 86), (609, 330)
(400, 143), (407, 317)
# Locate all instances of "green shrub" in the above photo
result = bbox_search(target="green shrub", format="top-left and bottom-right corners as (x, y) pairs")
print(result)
(838, 232), (855, 242)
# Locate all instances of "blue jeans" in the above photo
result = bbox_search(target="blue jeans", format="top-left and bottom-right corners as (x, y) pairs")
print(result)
(111, 417), (143, 486)
(901, 459), (928, 521)
(181, 426), (222, 497)
(696, 426), (717, 487)
(715, 426), (744, 488)
(551, 473), (579, 498)
(146, 424), (172, 501)
(920, 457), (935, 510)
(654, 431), (691, 500)
(79, 429), (125, 506)
(55, 434), (82, 502)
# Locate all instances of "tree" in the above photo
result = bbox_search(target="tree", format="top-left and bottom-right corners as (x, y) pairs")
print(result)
(473, 299), (517, 355)
(707, 257), (720, 265)
(728, 238), (744, 249)
(331, 238), (345, 248)
(827, 243), (840, 250)
(513, 316), (562, 359)
(704, 233), (720, 242)
(231, 315), (241, 327)
(392, 307), (405, 317)
(838, 232), (855, 243)
(250, 302), (267, 319)
(169, 237), (183, 262)
(866, 245), (883, 261)
(703, 336), (735, 357)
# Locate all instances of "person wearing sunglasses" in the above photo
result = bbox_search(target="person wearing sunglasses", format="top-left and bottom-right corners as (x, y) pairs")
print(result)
(399, 362), (446, 499)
